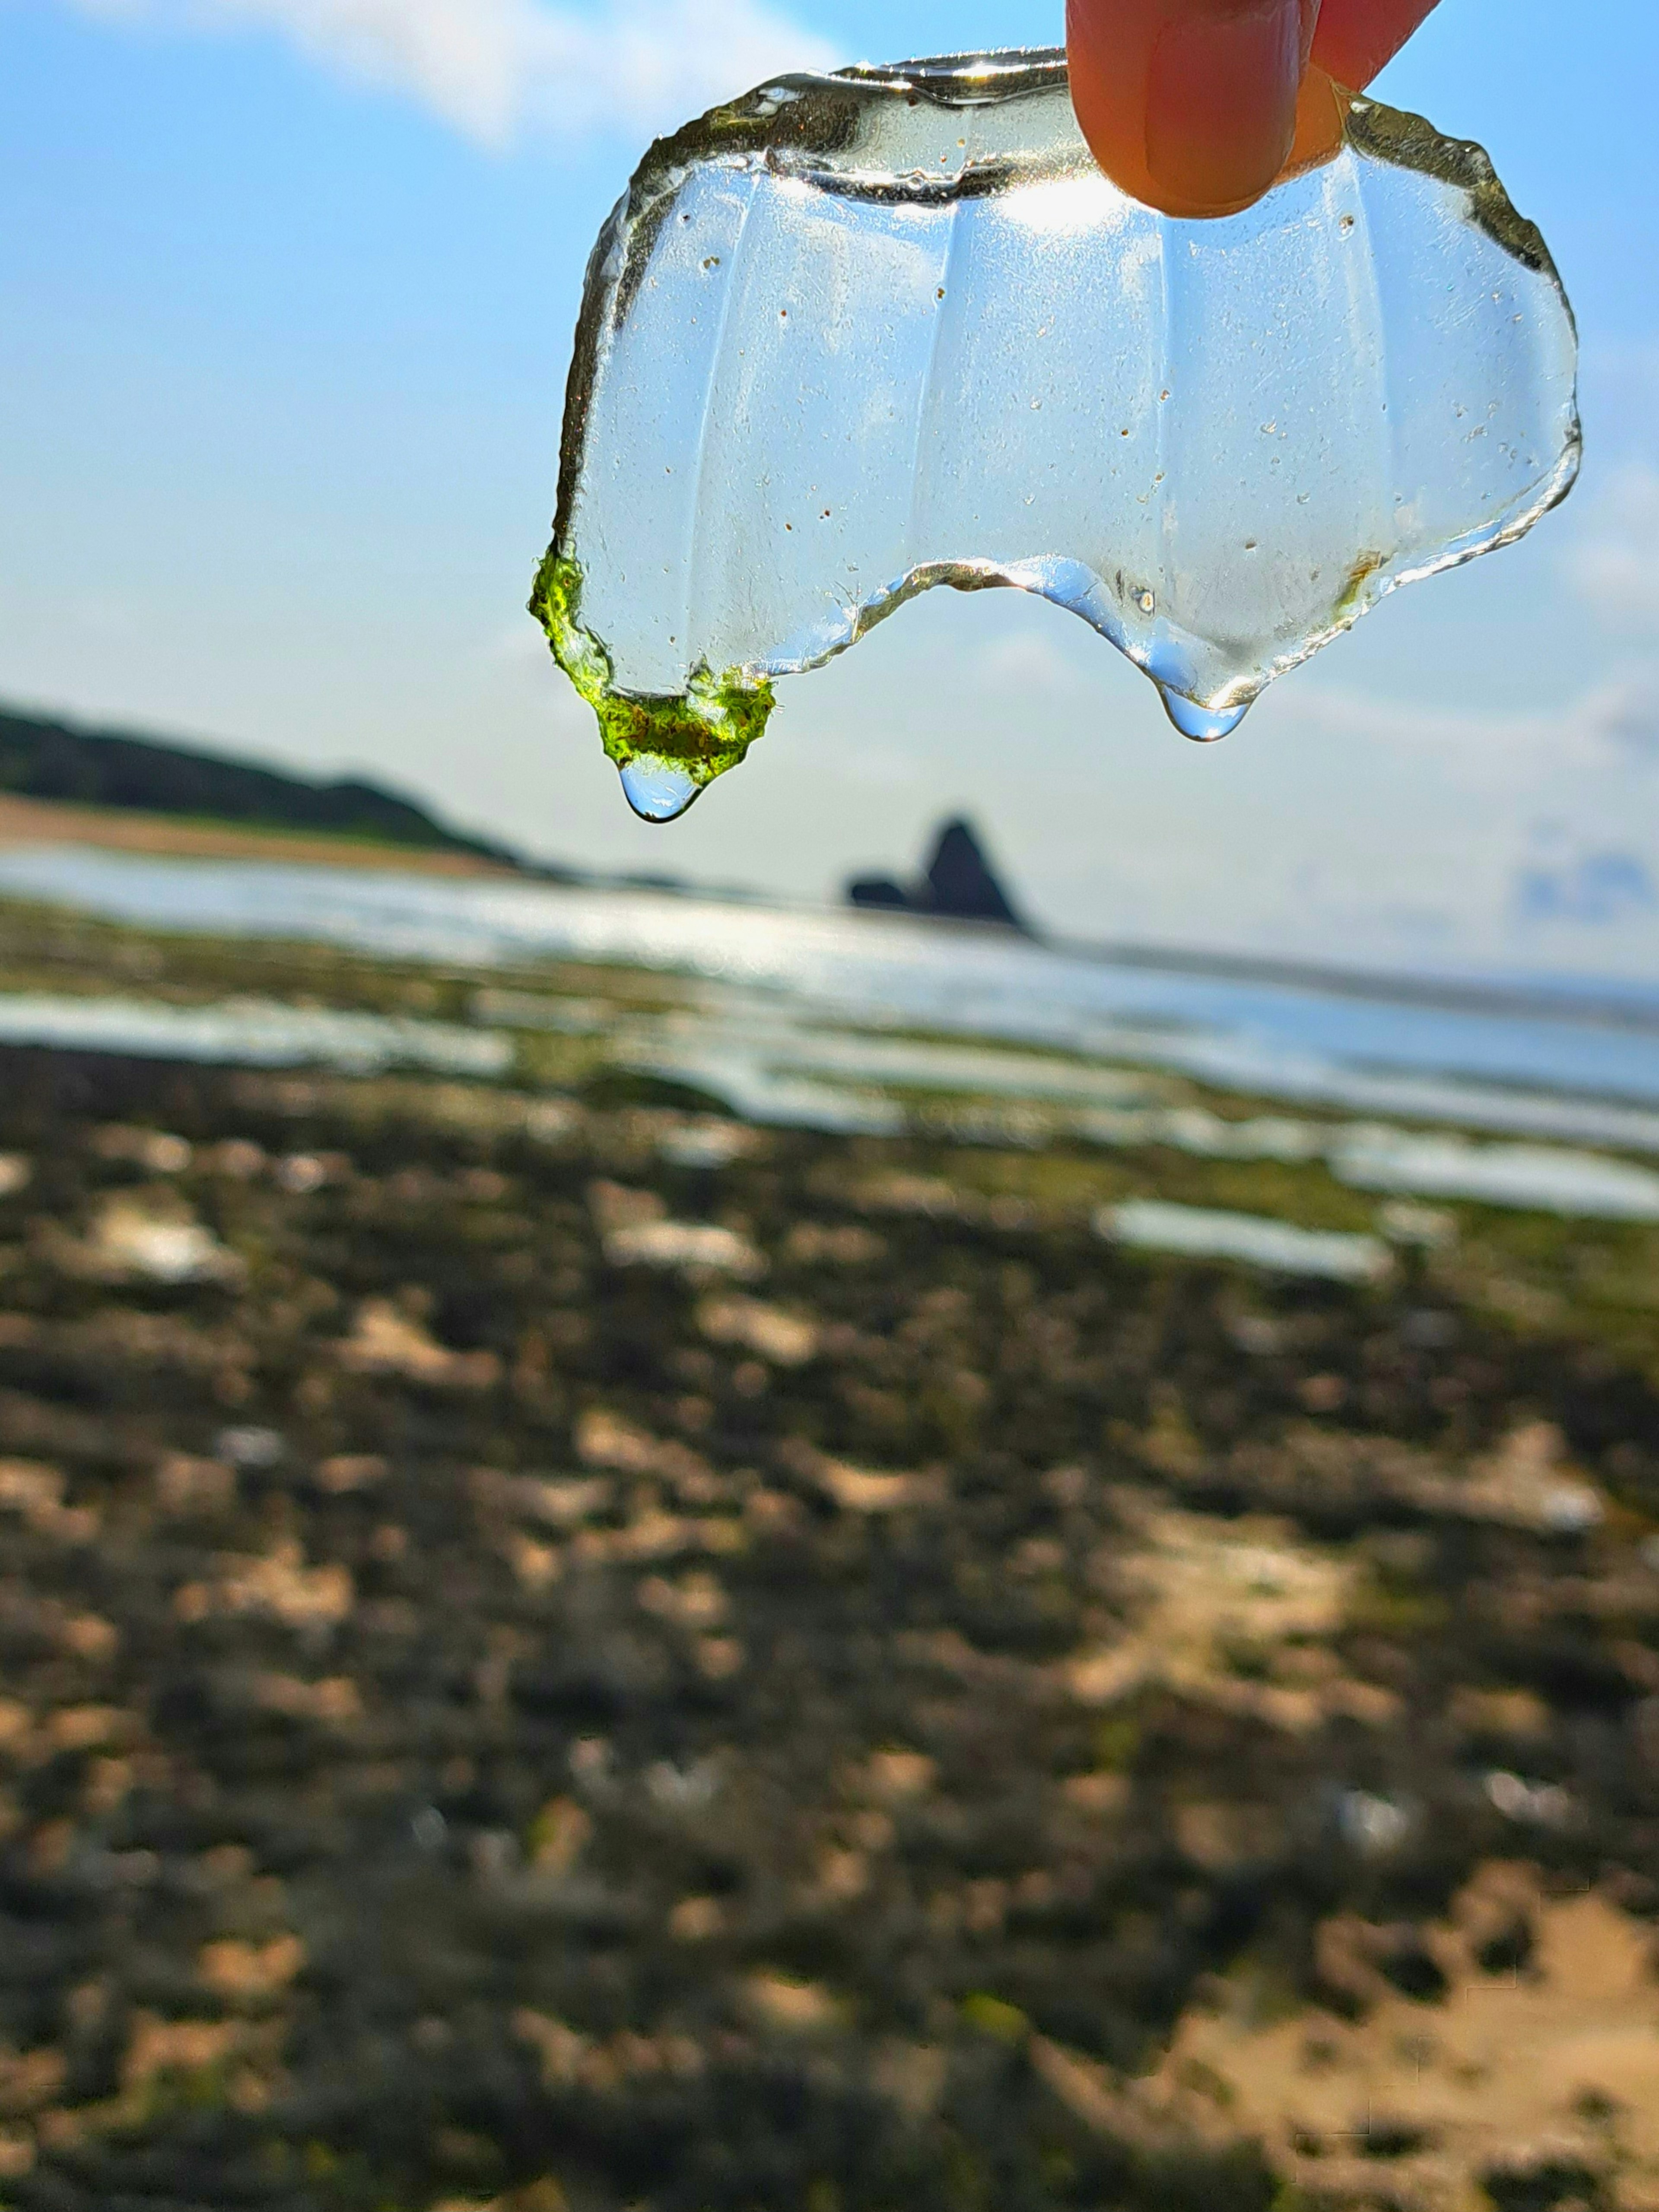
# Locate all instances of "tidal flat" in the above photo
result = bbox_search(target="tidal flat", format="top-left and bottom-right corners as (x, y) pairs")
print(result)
(0, 898), (1655, 2212)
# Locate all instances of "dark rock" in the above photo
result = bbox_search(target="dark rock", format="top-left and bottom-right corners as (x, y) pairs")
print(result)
(923, 819), (1026, 929)
(846, 818), (1029, 931)
(846, 876), (912, 913)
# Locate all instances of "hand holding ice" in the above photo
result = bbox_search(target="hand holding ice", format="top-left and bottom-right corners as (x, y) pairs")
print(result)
(533, 50), (1579, 820)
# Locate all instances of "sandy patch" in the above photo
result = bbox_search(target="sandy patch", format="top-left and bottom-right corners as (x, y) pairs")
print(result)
(1124, 1866), (1659, 2210)
(1064, 1497), (1393, 1731)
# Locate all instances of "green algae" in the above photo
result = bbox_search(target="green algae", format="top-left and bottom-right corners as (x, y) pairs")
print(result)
(529, 547), (775, 802)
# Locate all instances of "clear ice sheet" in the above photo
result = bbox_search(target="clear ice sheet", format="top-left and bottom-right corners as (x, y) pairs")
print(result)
(534, 49), (1580, 817)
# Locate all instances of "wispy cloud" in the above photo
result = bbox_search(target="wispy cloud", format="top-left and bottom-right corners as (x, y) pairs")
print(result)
(971, 631), (1089, 695)
(1565, 460), (1659, 629)
(64, 0), (838, 147)
(1577, 669), (1659, 759)
(1278, 668), (1659, 781)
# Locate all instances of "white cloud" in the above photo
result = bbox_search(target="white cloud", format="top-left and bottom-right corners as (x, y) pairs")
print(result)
(65, 0), (838, 147)
(1577, 669), (1659, 759)
(1268, 680), (1569, 781)
(1565, 460), (1659, 629)
(972, 631), (1087, 695)
(1276, 670), (1659, 783)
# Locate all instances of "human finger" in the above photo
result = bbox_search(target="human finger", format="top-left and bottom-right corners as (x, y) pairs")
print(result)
(1065, 0), (1439, 219)
(1065, 0), (1319, 218)
(1311, 0), (1441, 91)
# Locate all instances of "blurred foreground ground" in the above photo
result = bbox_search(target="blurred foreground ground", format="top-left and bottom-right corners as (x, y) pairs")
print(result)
(0, 898), (1655, 2212)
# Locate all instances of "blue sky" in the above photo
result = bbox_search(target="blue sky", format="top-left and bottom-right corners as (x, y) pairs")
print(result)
(2, 0), (1656, 974)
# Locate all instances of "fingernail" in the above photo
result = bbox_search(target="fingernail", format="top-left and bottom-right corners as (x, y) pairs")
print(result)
(1146, 0), (1309, 216)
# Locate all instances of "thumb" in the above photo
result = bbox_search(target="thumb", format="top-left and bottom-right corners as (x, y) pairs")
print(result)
(1065, 0), (1325, 218)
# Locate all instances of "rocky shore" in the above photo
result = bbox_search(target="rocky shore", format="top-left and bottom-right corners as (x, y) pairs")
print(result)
(0, 902), (1654, 2212)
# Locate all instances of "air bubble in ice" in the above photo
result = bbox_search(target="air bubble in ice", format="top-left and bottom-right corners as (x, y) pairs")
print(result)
(534, 49), (1579, 812)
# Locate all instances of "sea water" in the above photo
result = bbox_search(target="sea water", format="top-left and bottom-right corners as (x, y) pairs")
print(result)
(9, 848), (1659, 1160)
(534, 50), (1579, 818)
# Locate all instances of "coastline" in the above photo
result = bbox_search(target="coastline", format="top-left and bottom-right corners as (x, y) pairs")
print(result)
(0, 790), (523, 877)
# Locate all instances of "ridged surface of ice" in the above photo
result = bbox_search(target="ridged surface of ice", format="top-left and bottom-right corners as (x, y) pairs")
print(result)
(539, 52), (1579, 812)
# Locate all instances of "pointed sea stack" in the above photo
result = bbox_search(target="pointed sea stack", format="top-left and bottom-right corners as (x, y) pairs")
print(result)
(923, 819), (1025, 928)
(848, 817), (1030, 933)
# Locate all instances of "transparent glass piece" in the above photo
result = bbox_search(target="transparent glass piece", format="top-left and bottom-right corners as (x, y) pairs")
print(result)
(534, 49), (1579, 809)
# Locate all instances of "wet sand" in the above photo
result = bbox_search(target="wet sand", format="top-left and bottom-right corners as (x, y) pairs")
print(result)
(0, 793), (519, 877)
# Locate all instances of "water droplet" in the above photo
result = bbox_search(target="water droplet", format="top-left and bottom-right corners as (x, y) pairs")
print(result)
(620, 757), (701, 821)
(1158, 689), (1249, 743)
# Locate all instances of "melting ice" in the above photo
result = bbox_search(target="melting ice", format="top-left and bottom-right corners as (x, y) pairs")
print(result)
(534, 48), (1579, 818)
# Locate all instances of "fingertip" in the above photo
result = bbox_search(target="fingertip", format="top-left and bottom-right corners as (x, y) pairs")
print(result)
(1311, 0), (1441, 89)
(1147, 0), (1306, 215)
(1068, 0), (1327, 220)
(1064, 0), (1154, 207)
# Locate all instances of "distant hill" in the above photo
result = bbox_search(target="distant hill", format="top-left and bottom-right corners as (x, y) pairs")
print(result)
(848, 817), (1030, 932)
(0, 705), (521, 867)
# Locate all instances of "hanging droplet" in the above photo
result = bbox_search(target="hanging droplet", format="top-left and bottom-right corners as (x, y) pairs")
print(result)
(1158, 689), (1250, 743)
(619, 756), (702, 822)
